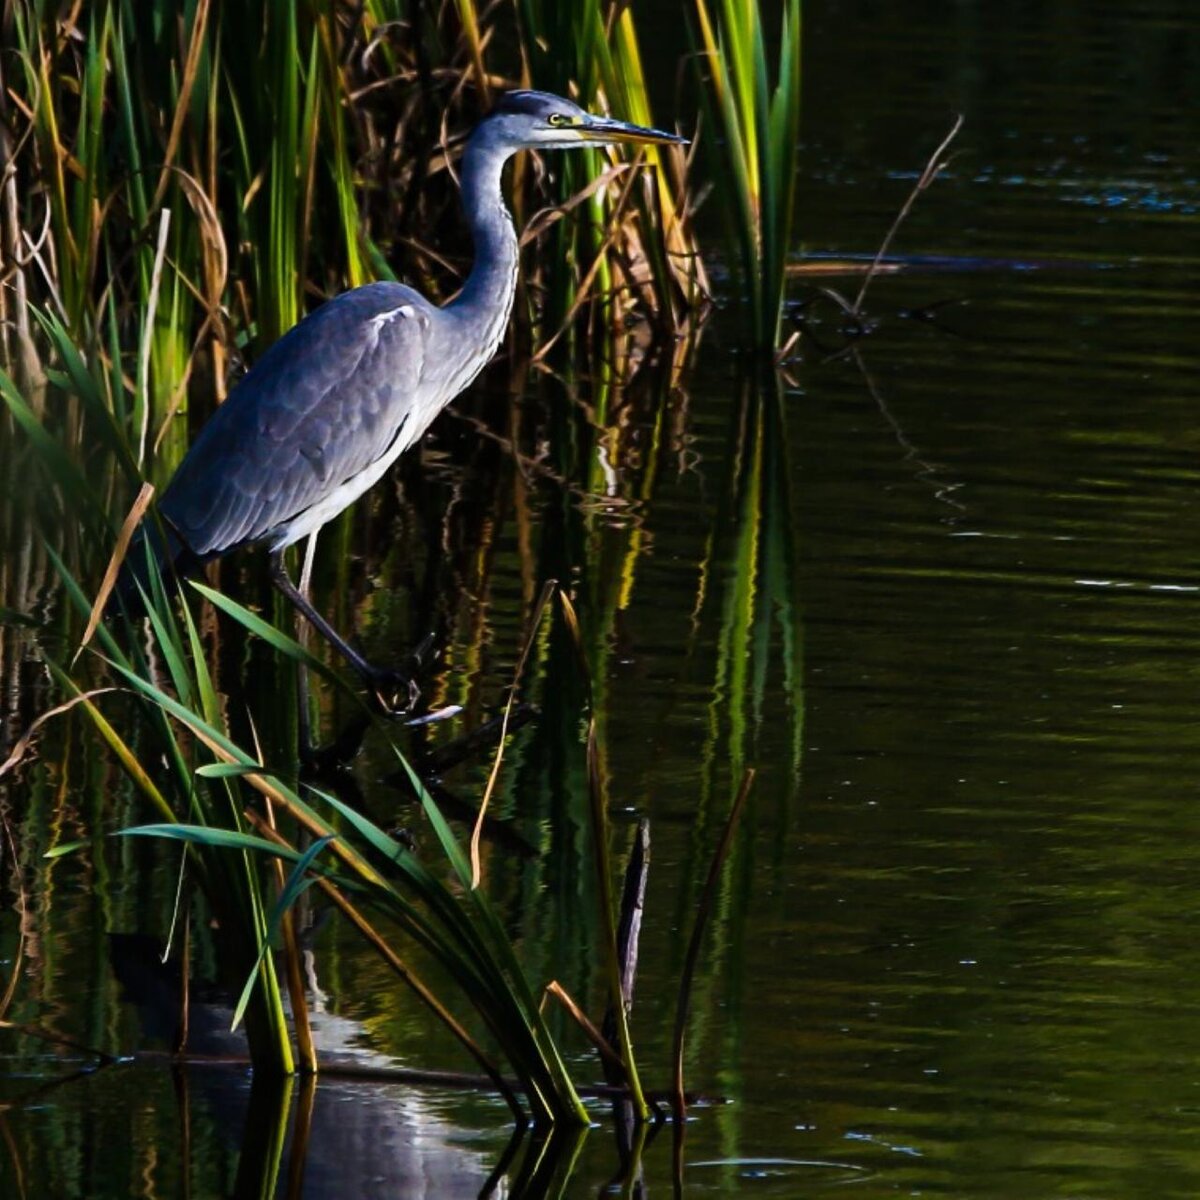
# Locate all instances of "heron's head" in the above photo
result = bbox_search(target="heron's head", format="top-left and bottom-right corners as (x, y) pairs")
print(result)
(481, 90), (687, 152)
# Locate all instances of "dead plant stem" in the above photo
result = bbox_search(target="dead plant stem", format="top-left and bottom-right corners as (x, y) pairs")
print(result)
(852, 114), (964, 317)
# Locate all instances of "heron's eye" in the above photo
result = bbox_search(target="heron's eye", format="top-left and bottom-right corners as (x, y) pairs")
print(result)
(547, 113), (571, 127)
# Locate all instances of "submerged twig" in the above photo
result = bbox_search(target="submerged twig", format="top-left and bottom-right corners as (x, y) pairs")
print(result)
(0, 1018), (116, 1064)
(130, 1049), (719, 1106)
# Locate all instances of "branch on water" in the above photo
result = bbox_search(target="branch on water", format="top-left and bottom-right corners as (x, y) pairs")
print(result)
(852, 114), (965, 317)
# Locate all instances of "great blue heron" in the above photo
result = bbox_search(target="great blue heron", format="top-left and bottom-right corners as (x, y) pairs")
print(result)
(123, 90), (684, 704)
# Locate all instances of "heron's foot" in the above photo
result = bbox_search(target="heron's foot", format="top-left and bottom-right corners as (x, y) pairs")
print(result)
(362, 632), (440, 716)
(364, 666), (420, 716)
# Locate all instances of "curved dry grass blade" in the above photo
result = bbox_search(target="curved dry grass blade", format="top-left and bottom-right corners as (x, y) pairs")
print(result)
(38, 663), (177, 825)
(72, 482), (155, 666)
(152, 0), (213, 209)
(518, 165), (632, 247)
(543, 980), (626, 1081)
(0, 687), (117, 779)
(671, 767), (755, 1117)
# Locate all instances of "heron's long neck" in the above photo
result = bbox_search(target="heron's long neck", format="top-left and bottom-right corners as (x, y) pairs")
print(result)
(448, 137), (519, 364)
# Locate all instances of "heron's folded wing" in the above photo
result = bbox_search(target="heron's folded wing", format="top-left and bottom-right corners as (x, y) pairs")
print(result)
(161, 285), (431, 557)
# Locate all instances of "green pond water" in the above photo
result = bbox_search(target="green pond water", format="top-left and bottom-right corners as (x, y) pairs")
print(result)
(4, 2), (1200, 1195)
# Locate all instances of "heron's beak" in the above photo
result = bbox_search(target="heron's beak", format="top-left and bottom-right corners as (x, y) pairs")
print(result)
(580, 115), (689, 147)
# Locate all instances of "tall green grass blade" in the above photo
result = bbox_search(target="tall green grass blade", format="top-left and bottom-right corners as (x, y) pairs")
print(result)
(384, 760), (588, 1123)
(189, 580), (354, 697)
(229, 835), (336, 1032)
(197, 763), (266, 780)
(119, 824), (305, 860)
(693, 0), (802, 348)
(309, 779), (580, 1122)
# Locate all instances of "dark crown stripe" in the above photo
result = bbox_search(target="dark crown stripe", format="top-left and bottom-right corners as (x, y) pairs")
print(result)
(491, 90), (561, 117)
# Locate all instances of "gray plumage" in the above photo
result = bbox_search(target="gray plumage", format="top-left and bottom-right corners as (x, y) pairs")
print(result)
(162, 283), (431, 556)
(120, 90), (685, 689)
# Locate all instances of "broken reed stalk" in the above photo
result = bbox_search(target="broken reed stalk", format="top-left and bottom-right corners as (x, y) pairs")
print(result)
(671, 767), (755, 1118)
(852, 114), (965, 317)
(601, 817), (650, 1085)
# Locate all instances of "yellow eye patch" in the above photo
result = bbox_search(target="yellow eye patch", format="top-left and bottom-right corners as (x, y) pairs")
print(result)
(547, 113), (577, 127)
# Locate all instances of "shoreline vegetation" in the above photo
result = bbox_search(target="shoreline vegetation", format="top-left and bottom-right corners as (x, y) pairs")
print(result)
(0, 0), (962, 1164)
(0, 7), (971, 1196)
(2, 0), (954, 1126)
(0, 0), (800, 1135)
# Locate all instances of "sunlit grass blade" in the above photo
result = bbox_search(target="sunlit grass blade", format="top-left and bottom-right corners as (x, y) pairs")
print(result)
(692, 0), (802, 349)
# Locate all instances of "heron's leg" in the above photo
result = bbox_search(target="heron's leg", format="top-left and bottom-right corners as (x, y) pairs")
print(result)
(288, 536), (374, 768)
(268, 549), (418, 710)
(295, 533), (320, 757)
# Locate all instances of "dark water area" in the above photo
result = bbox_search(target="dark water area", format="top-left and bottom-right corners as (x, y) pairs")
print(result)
(3, 1), (1200, 1196)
